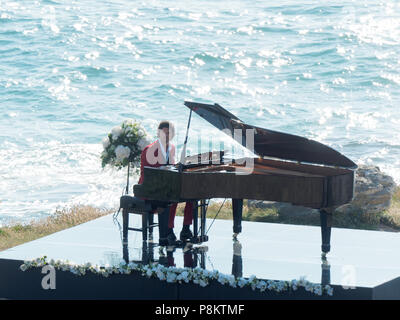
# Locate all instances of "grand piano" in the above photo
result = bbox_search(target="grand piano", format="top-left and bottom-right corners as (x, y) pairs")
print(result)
(132, 101), (357, 256)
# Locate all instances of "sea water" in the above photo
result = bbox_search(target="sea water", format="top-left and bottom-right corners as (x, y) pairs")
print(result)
(1, 0), (399, 225)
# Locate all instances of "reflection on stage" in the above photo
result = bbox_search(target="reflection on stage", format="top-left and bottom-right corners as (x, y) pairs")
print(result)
(1, 213), (400, 290)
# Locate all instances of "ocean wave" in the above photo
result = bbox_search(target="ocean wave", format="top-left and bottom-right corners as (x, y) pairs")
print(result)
(0, 140), (129, 224)
(76, 65), (111, 77)
(0, 0), (399, 222)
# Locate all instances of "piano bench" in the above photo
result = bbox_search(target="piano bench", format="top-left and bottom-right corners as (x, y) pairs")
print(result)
(120, 195), (159, 243)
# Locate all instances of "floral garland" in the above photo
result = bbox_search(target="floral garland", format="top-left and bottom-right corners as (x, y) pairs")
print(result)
(20, 256), (333, 297)
(101, 119), (151, 169)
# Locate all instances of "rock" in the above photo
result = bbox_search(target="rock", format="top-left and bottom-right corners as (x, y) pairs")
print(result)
(335, 165), (396, 215)
(247, 164), (397, 217)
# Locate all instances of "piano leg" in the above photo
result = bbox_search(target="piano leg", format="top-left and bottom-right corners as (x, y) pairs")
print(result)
(321, 256), (331, 286)
(232, 199), (243, 237)
(232, 240), (243, 278)
(142, 212), (148, 242)
(320, 208), (333, 256)
(122, 208), (129, 244)
(123, 241), (129, 263)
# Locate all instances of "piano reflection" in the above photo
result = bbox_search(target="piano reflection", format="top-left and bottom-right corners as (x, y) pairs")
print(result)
(132, 101), (357, 256)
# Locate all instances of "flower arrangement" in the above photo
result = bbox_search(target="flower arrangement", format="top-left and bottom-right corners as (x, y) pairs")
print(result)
(20, 256), (333, 297)
(100, 120), (152, 169)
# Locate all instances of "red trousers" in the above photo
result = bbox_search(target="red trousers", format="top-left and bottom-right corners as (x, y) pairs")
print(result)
(166, 252), (194, 267)
(168, 201), (193, 228)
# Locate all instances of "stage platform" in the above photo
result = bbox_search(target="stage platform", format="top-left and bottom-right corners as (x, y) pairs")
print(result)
(1, 213), (400, 299)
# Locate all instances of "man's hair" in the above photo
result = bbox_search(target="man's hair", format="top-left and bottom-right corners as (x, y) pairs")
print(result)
(158, 120), (175, 137)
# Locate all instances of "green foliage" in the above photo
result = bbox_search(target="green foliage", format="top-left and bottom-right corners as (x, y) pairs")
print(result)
(244, 207), (280, 223)
(332, 209), (382, 230)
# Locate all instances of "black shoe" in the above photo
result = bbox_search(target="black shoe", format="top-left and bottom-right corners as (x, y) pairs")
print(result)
(167, 232), (177, 245)
(180, 228), (193, 241)
(159, 237), (169, 246)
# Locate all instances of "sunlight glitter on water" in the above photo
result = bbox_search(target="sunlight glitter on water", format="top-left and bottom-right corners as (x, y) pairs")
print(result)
(0, 0), (399, 224)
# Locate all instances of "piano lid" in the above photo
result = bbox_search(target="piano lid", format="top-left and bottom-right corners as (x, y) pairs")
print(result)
(184, 101), (357, 168)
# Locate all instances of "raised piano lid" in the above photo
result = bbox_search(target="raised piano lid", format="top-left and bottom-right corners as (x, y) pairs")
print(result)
(184, 101), (357, 169)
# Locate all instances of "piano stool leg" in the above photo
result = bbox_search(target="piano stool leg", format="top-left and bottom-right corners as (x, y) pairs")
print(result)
(142, 212), (148, 242)
(122, 208), (129, 244)
(232, 199), (243, 236)
(148, 214), (154, 241)
(320, 209), (333, 257)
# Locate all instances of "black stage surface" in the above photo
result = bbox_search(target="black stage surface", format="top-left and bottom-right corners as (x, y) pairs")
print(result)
(1, 213), (400, 299)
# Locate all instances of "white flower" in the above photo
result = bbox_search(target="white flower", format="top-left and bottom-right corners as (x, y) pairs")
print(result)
(291, 280), (298, 291)
(256, 280), (266, 290)
(298, 276), (307, 286)
(115, 145), (131, 162)
(166, 272), (177, 283)
(218, 274), (228, 284)
(181, 271), (190, 283)
(325, 286), (334, 296)
(102, 137), (111, 149)
(138, 136), (151, 150)
(228, 278), (237, 288)
(237, 278), (247, 288)
(314, 285), (323, 296)
(199, 279), (208, 287)
(21, 256), (332, 297)
(101, 270), (109, 277)
(157, 270), (166, 281)
(202, 269), (212, 277)
(122, 119), (133, 127)
(111, 126), (123, 140)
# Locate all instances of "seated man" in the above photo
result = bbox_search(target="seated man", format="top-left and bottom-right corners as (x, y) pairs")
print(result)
(138, 120), (194, 244)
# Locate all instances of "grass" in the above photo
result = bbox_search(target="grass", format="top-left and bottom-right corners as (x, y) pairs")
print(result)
(380, 186), (400, 230)
(175, 201), (316, 226)
(0, 205), (112, 251)
(176, 186), (400, 231)
(1, 187), (399, 252)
